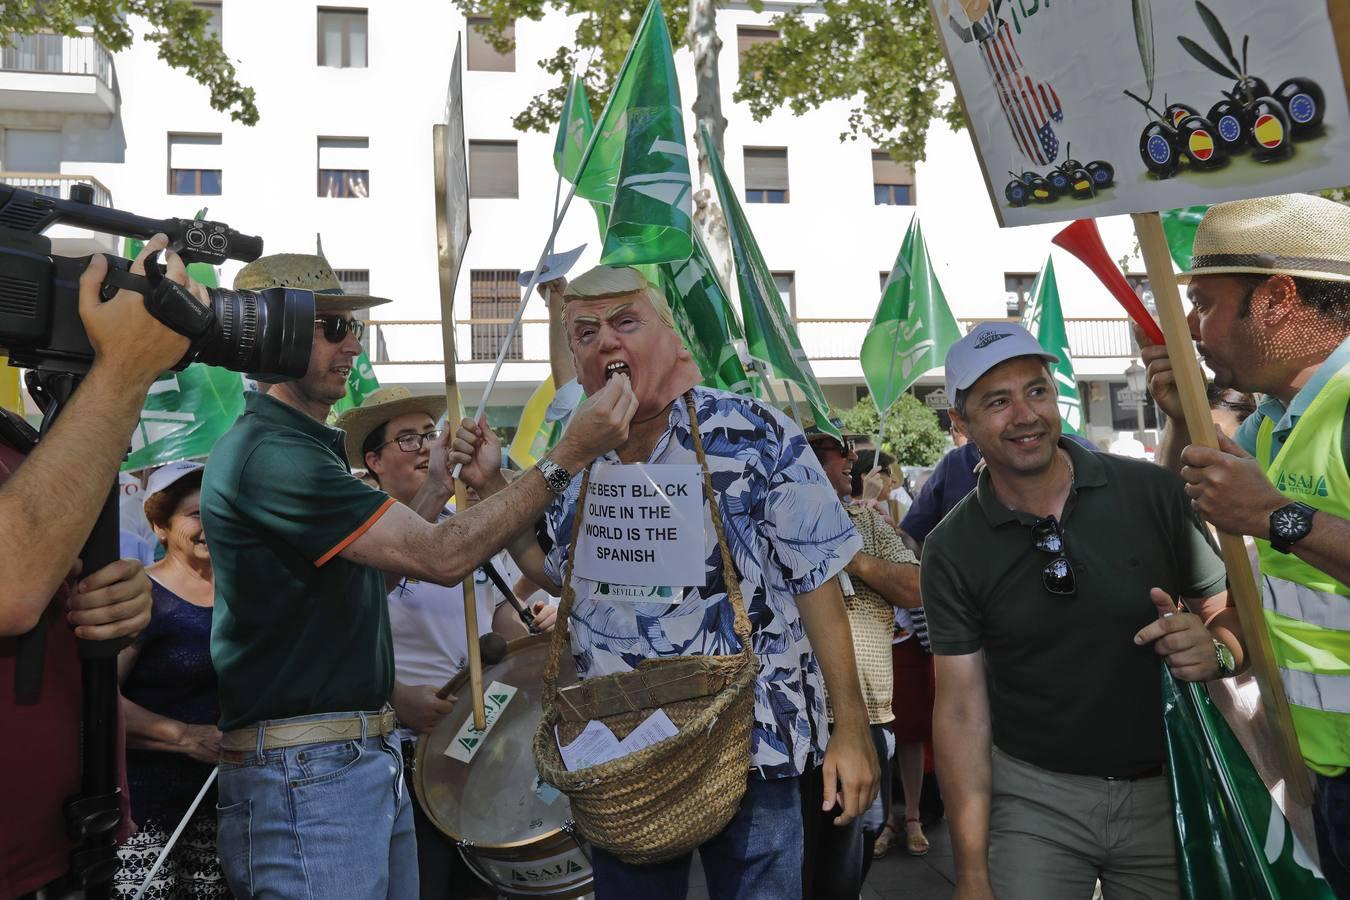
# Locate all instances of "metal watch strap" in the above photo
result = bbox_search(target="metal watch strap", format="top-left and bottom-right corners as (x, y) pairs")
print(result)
(535, 457), (572, 495)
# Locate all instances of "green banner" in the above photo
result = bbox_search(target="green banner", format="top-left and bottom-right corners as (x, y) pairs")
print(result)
(572, 0), (692, 266)
(554, 75), (610, 240)
(330, 350), (380, 419)
(859, 217), (962, 419)
(123, 364), (245, 471)
(1160, 206), (1210, 271)
(659, 227), (756, 396)
(700, 124), (835, 436)
(1162, 669), (1335, 899)
(1022, 256), (1083, 435)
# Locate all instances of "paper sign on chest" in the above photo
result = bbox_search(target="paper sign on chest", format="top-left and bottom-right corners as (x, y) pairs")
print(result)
(573, 463), (705, 593)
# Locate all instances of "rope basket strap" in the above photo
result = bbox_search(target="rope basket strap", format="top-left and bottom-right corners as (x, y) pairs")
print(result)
(541, 391), (753, 712)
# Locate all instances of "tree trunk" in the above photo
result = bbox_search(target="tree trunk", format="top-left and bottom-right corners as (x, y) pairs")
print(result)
(686, 0), (733, 290)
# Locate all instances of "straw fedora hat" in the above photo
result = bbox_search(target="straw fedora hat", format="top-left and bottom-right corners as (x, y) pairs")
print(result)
(335, 386), (446, 467)
(1180, 194), (1350, 284)
(233, 254), (393, 311)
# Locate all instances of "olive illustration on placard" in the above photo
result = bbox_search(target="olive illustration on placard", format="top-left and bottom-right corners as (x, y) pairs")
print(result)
(1274, 77), (1325, 137)
(1206, 98), (1248, 153)
(1246, 96), (1294, 161)
(1176, 113), (1227, 169)
(1165, 103), (1202, 129)
(1005, 175), (1031, 207)
(1085, 159), (1115, 188)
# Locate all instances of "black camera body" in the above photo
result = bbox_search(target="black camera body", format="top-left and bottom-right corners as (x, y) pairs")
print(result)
(0, 182), (313, 379)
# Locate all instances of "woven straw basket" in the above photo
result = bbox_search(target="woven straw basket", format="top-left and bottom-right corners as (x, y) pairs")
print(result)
(532, 393), (756, 864)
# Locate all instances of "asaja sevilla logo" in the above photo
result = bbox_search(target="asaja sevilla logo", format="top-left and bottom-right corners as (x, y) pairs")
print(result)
(1188, 129), (1215, 161)
(1275, 470), (1328, 498)
(1254, 114), (1285, 149)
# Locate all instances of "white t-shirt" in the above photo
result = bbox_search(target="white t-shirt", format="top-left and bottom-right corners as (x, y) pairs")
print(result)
(386, 509), (516, 684)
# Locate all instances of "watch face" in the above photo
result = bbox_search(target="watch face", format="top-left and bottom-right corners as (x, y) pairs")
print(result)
(1217, 643), (1235, 672)
(1272, 504), (1311, 540)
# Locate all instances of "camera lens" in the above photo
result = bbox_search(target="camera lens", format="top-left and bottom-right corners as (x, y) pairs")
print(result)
(193, 286), (313, 378)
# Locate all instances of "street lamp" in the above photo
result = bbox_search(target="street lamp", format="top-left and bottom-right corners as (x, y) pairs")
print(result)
(1124, 361), (1147, 434)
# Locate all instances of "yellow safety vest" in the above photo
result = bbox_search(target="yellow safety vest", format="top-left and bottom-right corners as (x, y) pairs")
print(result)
(1256, 366), (1350, 776)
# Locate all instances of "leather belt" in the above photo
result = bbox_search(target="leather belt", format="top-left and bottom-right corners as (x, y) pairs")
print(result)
(1103, 764), (1166, 781)
(220, 707), (397, 755)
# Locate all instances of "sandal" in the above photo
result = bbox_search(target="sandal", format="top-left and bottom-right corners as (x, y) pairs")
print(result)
(873, 821), (899, 858)
(905, 817), (930, 857)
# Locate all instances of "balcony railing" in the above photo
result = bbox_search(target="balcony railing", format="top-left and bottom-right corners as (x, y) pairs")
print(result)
(367, 315), (1140, 368)
(1, 172), (113, 208)
(1, 32), (114, 90)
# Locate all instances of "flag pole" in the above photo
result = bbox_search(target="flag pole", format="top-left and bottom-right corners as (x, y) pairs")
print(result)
(1132, 210), (1311, 806)
(451, 2), (662, 476)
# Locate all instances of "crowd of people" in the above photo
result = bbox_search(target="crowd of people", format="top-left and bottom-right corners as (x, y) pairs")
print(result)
(1, 192), (1347, 900)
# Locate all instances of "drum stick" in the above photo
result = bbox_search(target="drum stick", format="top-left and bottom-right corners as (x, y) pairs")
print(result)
(481, 558), (537, 631)
(132, 767), (218, 900)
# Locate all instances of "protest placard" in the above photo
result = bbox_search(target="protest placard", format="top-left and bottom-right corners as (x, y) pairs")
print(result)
(573, 463), (704, 591)
(929, 0), (1350, 226)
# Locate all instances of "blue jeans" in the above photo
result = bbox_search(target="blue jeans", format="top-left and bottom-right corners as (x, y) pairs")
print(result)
(1315, 772), (1350, 899)
(590, 775), (802, 900)
(215, 709), (417, 899)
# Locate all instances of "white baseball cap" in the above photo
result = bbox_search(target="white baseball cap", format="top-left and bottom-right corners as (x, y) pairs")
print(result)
(944, 322), (1059, 403)
(144, 460), (205, 500)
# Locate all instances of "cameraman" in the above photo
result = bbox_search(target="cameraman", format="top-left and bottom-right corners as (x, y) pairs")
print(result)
(1, 235), (207, 899)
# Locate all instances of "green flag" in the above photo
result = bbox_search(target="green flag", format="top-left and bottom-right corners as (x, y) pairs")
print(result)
(554, 75), (610, 241)
(330, 350), (380, 419)
(1162, 670), (1335, 899)
(1022, 256), (1083, 435)
(572, 0), (692, 266)
(859, 217), (962, 419)
(1160, 206), (1210, 271)
(123, 364), (245, 471)
(659, 227), (756, 396)
(700, 124), (834, 435)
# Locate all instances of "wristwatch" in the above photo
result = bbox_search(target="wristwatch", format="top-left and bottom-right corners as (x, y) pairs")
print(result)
(1213, 639), (1237, 678)
(1269, 501), (1317, 553)
(535, 457), (574, 495)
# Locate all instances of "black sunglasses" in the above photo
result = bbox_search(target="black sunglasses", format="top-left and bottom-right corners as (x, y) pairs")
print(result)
(1031, 515), (1076, 596)
(315, 315), (366, 344)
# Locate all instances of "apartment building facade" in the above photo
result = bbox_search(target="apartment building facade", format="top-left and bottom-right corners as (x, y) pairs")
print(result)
(0, 2), (1169, 445)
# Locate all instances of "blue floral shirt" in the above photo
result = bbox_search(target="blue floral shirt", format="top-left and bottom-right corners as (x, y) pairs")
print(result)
(543, 386), (863, 779)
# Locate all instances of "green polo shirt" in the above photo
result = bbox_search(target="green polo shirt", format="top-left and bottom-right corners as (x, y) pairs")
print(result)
(921, 440), (1227, 777)
(202, 391), (396, 730)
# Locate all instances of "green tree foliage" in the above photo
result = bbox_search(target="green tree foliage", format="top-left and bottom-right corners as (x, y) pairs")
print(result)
(3, 1), (258, 124)
(836, 391), (947, 467)
(734, 0), (962, 165)
(461, 0), (684, 134)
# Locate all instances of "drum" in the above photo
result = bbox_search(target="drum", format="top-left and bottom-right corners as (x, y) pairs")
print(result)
(414, 634), (591, 898)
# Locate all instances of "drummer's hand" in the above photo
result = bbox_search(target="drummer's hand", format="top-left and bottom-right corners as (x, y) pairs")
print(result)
(531, 600), (558, 633)
(392, 681), (456, 734)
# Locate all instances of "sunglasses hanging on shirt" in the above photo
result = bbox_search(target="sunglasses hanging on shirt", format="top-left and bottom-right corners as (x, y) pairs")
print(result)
(1031, 515), (1076, 596)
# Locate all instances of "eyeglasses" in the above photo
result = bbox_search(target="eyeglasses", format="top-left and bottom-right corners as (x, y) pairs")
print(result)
(315, 315), (366, 344)
(375, 429), (442, 454)
(815, 437), (856, 456)
(1031, 515), (1076, 596)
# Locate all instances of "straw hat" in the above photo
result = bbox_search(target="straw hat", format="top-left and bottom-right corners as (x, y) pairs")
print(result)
(334, 386), (446, 467)
(232, 254), (392, 311)
(1180, 194), (1350, 284)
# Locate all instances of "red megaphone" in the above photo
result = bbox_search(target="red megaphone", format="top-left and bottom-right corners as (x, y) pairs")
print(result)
(1051, 219), (1166, 346)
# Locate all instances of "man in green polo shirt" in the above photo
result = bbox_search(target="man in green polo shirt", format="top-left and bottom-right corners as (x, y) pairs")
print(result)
(924, 322), (1247, 900)
(201, 254), (635, 899)
(1143, 194), (1350, 896)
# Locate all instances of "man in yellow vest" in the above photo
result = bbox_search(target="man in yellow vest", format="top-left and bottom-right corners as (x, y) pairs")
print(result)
(1145, 194), (1350, 896)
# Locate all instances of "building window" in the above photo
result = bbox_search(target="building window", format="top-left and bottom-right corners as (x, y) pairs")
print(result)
(333, 268), (369, 296)
(318, 8), (368, 68)
(737, 26), (778, 77)
(468, 140), (519, 198)
(469, 270), (523, 361)
(1125, 274), (1156, 313)
(317, 137), (369, 197)
(744, 148), (788, 203)
(772, 271), (795, 317)
(872, 151), (915, 205)
(467, 17), (514, 71)
(168, 133), (222, 195)
(1004, 272), (1036, 317)
(195, 1), (222, 41)
(2, 128), (63, 173)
